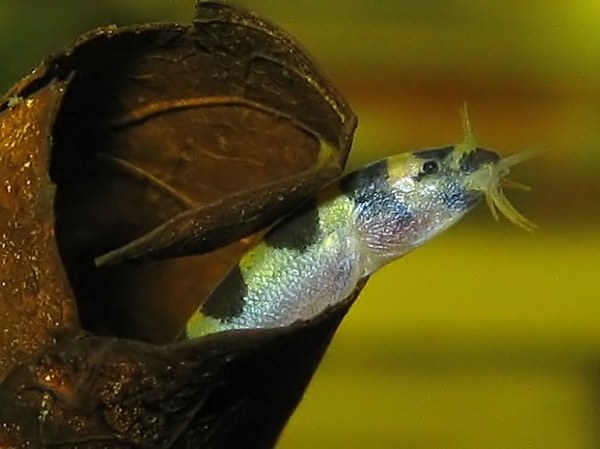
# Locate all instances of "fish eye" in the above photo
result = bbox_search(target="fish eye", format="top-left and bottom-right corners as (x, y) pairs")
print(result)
(422, 160), (439, 175)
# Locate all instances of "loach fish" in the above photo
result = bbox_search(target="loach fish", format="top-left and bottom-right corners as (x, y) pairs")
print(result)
(183, 108), (535, 339)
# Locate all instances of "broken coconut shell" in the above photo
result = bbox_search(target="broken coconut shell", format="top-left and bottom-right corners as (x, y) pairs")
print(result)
(0, 1), (362, 448)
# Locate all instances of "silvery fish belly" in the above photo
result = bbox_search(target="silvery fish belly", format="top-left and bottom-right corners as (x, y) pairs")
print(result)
(186, 194), (361, 336)
(184, 111), (535, 339)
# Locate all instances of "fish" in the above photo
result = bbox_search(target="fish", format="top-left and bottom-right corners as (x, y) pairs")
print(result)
(183, 106), (536, 338)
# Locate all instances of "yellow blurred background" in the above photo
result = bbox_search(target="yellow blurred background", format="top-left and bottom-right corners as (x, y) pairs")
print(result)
(1, 1), (599, 448)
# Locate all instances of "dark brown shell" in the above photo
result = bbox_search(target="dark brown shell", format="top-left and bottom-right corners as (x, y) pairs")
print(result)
(0, 1), (360, 448)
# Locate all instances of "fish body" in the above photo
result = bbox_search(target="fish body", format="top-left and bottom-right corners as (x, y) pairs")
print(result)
(184, 111), (534, 338)
(186, 190), (360, 336)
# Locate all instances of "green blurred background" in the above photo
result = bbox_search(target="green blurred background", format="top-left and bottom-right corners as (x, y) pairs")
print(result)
(1, 1), (599, 448)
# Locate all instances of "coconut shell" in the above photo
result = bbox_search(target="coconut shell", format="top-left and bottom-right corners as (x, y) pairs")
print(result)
(0, 1), (362, 448)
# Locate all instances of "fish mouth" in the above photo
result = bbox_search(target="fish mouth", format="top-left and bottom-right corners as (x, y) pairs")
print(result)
(455, 104), (536, 232)
(478, 150), (537, 232)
